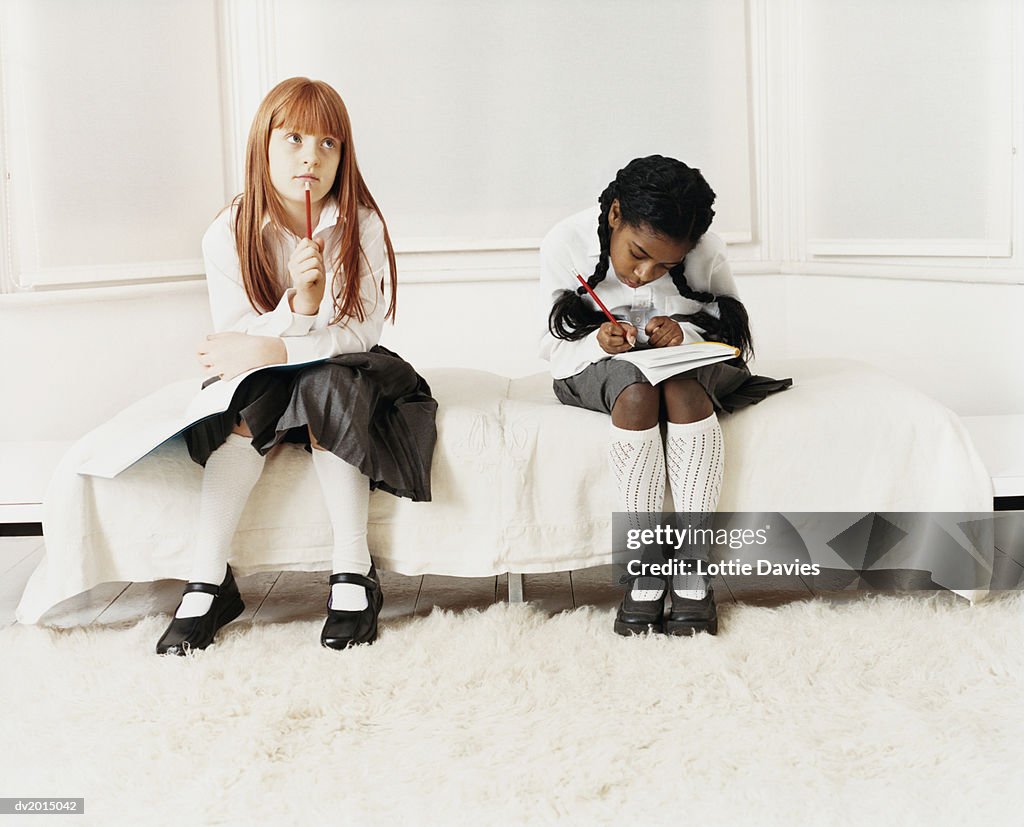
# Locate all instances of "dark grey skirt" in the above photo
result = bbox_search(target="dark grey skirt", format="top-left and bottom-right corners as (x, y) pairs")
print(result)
(183, 345), (437, 502)
(553, 356), (792, 416)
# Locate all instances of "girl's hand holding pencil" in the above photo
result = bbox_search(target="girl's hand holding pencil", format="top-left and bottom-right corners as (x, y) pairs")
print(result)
(575, 272), (637, 353)
(288, 237), (326, 315)
(597, 321), (637, 354)
(289, 179), (325, 316)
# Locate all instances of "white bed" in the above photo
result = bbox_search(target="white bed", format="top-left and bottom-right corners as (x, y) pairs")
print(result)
(16, 358), (994, 623)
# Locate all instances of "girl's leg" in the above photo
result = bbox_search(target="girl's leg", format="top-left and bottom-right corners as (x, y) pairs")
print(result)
(661, 377), (722, 601)
(610, 383), (666, 604)
(176, 419), (266, 618)
(308, 430), (373, 612)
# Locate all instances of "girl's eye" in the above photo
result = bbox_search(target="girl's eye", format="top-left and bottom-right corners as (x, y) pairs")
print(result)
(286, 133), (337, 149)
(631, 250), (644, 260)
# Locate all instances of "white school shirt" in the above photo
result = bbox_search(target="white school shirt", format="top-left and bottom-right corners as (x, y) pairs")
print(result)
(538, 205), (741, 380)
(201, 198), (389, 364)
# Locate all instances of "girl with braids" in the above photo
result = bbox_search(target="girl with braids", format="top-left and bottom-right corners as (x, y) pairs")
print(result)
(155, 77), (437, 655)
(539, 155), (790, 637)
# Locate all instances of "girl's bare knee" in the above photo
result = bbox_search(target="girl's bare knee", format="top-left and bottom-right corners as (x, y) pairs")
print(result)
(663, 377), (713, 423)
(611, 382), (660, 430)
(231, 419), (252, 438)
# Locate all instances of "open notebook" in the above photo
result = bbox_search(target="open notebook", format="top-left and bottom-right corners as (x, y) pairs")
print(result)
(613, 341), (740, 384)
(77, 359), (326, 479)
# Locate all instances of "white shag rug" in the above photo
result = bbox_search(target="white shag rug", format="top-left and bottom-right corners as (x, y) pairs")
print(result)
(2, 594), (1023, 826)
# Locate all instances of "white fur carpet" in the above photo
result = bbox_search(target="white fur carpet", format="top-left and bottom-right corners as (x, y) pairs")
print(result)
(1, 593), (1022, 826)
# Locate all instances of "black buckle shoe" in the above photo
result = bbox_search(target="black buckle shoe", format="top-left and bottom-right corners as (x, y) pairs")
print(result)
(613, 578), (666, 636)
(156, 565), (245, 655)
(665, 585), (718, 636)
(321, 564), (384, 650)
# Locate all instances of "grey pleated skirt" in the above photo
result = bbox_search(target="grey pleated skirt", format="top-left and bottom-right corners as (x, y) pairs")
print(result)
(183, 345), (437, 502)
(553, 356), (792, 416)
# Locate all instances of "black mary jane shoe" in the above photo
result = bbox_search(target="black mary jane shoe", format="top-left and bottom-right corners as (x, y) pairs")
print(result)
(613, 578), (666, 636)
(156, 565), (245, 656)
(665, 585), (718, 636)
(321, 565), (384, 650)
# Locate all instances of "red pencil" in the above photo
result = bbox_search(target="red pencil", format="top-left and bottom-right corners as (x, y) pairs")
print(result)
(304, 181), (313, 239)
(575, 273), (630, 339)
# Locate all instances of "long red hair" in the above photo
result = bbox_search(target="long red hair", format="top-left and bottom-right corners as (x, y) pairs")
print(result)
(230, 77), (397, 324)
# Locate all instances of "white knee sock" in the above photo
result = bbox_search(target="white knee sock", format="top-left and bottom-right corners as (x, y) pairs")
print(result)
(666, 413), (724, 600)
(609, 423), (666, 601)
(311, 448), (372, 612)
(177, 433), (266, 618)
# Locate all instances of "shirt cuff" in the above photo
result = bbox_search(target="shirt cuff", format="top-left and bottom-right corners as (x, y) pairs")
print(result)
(678, 322), (706, 344)
(282, 332), (330, 365)
(239, 289), (312, 337)
(279, 289), (318, 335)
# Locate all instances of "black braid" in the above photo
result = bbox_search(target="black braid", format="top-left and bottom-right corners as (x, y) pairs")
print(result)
(548, 182), (618, 340)
(670, 268), (754, 360)
(674, 297), (753, 361)
(669, 267), (714, 304)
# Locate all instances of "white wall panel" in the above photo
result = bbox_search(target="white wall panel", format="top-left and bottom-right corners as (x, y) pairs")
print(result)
(800, 0), (1014, 257)
(0, 0), (226, 287)
(271, 0), (754, 249)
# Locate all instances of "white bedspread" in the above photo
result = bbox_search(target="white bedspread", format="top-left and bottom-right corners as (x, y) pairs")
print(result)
(16, 358), (993, 623)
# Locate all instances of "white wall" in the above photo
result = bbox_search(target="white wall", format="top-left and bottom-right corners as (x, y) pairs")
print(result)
(1, 0), (1021, 443)
(3, 273), (1020, 445)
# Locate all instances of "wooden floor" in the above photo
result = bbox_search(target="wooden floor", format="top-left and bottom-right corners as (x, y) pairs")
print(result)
(1, 528), (1020, 630)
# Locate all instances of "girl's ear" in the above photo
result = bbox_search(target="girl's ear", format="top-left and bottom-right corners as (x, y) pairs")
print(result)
(608, 199), (621, 229)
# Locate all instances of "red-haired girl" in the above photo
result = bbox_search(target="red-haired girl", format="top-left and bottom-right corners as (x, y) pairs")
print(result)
(156, 78), (436, 655)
